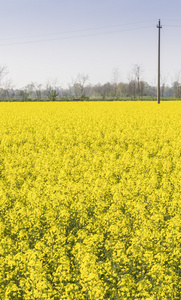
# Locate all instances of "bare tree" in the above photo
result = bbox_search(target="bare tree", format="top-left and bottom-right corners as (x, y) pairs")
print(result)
(172, 71), (181, 98)
(45, 79), (61, 101)
(160, 74), (169, 99)
(0, 65), (8, 85)
(31, 82), (43, 100)
(94, 82), (112, 100)
(128, 79), (136, 100)
(139, 81), (145, 99)
(118, 82), (129, 97)
(0, 65), (9, 99)
(132, 64), (144, 99)
(19, 84), (33, 101)
(84, 84), (93, 98)
(148, 77), (157, 100)
(0, 79), (14, 100)
(19, 90), (31, 101)
(111, 68), (121, 99)
(72, 73), (89, 98)
(66, 83), (74, 98)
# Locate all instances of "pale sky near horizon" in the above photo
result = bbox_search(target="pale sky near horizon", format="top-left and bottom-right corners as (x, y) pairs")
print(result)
(0, 0), (181, 89)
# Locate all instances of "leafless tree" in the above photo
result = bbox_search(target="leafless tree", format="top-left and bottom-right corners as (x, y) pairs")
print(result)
(0, 65), (8, 85)
(72, 73), (89, 98)
(19, 84), (33, 101)
(111, 68), (121, 99)
(128, 79), (136, 100)
(132, 64), (144, 99)
(139, 81), (145, 99)
(45, 79), (61, 101)
(31, 82), (43, 100)
(172, 71), (181, 98)
(0, 65), (9, 99)
(160, 74), (169, 99)
(0, 79), (14, 100)
(94, 82), (112, 100)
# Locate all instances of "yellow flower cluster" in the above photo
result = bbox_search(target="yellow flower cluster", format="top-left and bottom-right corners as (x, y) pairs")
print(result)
(0, 102), (181, 299)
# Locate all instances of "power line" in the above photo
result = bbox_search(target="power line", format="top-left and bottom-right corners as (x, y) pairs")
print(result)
(0, 25), (153, 47)
(163, 24), (181, 27)
(162, 18), (181, 22)
(0, 20), (155, 42)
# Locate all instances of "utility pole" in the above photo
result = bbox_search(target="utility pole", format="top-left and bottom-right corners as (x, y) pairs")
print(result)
(157, 19), (162, 104)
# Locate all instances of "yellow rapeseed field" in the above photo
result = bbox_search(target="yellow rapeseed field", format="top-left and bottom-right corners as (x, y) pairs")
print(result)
(0, 102), (181, 299)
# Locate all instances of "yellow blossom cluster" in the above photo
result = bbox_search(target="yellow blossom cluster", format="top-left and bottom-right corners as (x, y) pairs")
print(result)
(0, 102), (181, 299)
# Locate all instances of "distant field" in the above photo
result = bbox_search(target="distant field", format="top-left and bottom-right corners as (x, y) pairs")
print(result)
(0, 102), (181, 299)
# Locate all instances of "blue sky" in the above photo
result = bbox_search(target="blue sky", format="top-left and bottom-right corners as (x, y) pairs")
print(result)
(0, 0), (181, 88)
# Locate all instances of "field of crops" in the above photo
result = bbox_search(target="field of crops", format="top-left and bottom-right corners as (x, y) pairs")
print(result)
(0, 102), (181, 299)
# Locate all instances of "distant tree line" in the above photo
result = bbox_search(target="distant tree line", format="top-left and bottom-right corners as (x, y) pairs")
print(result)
(0, 65), (181, 101)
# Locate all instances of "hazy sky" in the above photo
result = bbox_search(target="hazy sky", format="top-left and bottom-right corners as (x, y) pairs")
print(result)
(1, 0), (181, 88)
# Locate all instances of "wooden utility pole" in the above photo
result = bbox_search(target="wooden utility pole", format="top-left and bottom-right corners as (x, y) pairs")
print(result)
(157, 19), (162, 104)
